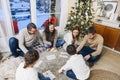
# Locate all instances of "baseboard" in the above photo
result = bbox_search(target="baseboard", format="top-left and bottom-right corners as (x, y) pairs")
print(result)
(103, 46), (120, 54)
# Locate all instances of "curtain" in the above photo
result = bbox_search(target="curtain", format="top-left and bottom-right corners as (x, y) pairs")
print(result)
(59, 0), (68, 32)
(0, 0), (14, 52)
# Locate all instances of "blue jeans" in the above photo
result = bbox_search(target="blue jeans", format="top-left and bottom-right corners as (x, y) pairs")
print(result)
(9, 37), (32, 57)
(38, 72), (51, 80)
(44, 39), (65, 49)
(78, 46), (101, 62)
(66, 70), (78, 80)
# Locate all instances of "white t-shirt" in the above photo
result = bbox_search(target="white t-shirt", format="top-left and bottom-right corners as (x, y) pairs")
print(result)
(16, 62), (39, 80)
(63, 32), (80, 50)
(59, 54), (90, 80)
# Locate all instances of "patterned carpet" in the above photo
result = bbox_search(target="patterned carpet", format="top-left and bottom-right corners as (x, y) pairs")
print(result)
(0, 48), (71, 80)
(0, 47), (120, 80)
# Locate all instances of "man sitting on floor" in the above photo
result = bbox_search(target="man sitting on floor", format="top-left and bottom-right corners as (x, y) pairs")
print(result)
(9, 23), (43, 57)
(77, 26), (104, 66)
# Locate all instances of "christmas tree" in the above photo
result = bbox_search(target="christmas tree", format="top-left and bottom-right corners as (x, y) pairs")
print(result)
(65, 0), (94, 38)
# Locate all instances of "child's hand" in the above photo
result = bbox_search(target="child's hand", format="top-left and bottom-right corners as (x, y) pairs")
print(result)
(58, 69), (65, 74)
(61, 70), (65, 74)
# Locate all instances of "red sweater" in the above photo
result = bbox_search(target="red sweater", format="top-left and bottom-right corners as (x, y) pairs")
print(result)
(43, 17), (57, 28)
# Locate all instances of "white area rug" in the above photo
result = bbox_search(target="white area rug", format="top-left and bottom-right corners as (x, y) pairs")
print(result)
(0, 56), (23, 80)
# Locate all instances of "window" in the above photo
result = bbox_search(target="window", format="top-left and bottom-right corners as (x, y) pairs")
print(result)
(10, 0), (31, 32)
(9, 0), (61, 33)
(36, 0), (61, 29)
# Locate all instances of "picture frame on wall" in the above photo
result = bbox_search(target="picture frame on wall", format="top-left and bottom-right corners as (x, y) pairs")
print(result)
(99, 1), (118, 18)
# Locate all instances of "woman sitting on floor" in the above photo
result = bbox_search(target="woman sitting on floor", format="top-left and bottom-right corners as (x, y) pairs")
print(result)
(63, 25), (81, 50)
(42, 22), (64, 52)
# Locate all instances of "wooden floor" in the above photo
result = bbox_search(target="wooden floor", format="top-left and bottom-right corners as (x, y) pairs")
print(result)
(91, 47), (120, 76)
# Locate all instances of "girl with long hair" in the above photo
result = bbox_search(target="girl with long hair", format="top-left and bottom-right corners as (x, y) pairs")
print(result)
(63, 25), (81, 50)
(43, 22), (64, 52)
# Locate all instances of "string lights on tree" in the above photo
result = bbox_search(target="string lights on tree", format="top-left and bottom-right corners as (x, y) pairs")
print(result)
(65, 0), (94, 38)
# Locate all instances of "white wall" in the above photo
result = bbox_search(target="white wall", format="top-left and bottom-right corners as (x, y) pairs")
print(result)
(59, 0), (76, 36)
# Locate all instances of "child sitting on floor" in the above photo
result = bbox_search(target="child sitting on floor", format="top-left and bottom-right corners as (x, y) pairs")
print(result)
(16, 49), (50, 80)
(58, 44), (90, 80)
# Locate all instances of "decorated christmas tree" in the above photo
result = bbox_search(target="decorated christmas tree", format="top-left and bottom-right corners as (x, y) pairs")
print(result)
(65, 0), (94, 38)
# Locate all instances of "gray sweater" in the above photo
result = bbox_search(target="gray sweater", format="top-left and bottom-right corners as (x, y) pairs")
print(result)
(18, 28), (43, 53)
